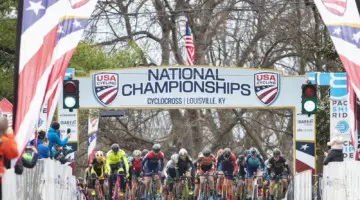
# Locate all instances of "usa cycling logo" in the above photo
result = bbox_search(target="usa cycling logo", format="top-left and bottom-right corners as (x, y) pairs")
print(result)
(321, 0), (347, 16)
(254, 72), (280, 106)
(336, 120), (349, 133)
(93, 73), (119, 106)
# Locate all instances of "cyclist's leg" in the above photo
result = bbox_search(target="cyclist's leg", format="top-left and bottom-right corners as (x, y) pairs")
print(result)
(247, 171), (254, 198)
(131, 175), (138, 199)
(194, 172), (200, 198)
(269, 179), (275, 196)
(217, 171), (224, 196)
(154, 170), (162, 195)
(225, 173), (233, 198)
(208, 171), (215, 196)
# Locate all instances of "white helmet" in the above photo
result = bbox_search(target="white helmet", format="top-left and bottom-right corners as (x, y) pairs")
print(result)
(133, 150), (141, 157)
(179, 148), (188, 160)
(171, 154), (179, 164)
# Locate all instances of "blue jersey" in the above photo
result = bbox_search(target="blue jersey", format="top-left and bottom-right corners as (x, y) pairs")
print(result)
(245, 155), (265, 171)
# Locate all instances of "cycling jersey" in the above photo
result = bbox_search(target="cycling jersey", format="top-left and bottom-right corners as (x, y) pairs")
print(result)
(236, 157), (246, 177)
(245, 154), (265, 177)
(141, 151), (164, 175)
(177, 155), (193, 176)
(197, 154), (216, 172)
(106, 149), (129, 174)
(217, 153), (237, 177)
(132, 158), (142, 174)
(90, 157), (108, 179)
(164, 160), (177, 179)
(267, 156), (290, 176)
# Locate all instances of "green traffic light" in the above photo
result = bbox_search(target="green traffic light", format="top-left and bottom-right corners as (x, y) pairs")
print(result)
(303, 99), (316, 112)
(64, 96), (76, 108)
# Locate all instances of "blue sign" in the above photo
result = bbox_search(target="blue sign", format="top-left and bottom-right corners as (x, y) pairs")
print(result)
(306, 72), (347, 98)
(335, 121), (349, 133)
(64, 68), (75, 80)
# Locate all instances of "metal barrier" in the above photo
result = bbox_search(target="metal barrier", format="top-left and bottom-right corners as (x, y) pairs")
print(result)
(323, 161), (360, 200)
(285, 170), (312, 200)
(2, 159), (79, 200)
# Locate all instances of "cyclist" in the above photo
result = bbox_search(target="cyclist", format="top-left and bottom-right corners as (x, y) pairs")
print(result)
(107, 143), (129, 197)
(163, 154), (179, 199)
(267, 149), (291, 199)
(177, 148), (194, 195)
(88, 151), (109, 197)
(141, 144), (164, 198)
(196, 147), (216, 198)
(142, 149), (149, 157)
(216, 148), (237, 197)
(245, 147), (265, 199)
(130, 150), (143, 200)
(236, 154), (247, 198)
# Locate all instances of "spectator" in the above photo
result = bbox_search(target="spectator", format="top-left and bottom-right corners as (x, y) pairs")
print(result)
(30, 129), (49, 159)
(15, 146), (39, 175)
(324, 133), (344, 166)
(47, 122), (70, 158)
(38, 138), (49, 159)
(0, 117), (19, 200)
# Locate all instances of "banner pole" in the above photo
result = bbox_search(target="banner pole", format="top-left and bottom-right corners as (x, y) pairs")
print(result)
(13, 0), (24, 132)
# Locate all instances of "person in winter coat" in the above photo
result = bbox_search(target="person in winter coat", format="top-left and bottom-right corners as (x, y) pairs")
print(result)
(324, 133), (344, 166)
(15, 146), (39, 175)
(0, 117), (19, 200)
(37, 138), (49, 159)
(47, 122), (70, 158)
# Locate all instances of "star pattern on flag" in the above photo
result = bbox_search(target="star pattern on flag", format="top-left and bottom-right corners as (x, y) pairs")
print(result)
(352, 32), (360, 43)
(333, 27), (342, 35)
(57, 26), (65, 34)
(300, 144), (309, 151)
(26, 0), (45, 15)
(73, 20), (82, 28)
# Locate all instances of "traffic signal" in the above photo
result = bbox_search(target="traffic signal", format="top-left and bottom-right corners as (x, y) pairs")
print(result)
(301, 82), (317, 115)
(63, 80), (79, 111)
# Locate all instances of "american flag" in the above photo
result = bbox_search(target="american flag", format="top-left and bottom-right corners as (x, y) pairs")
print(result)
(185, 22), (195, 65)
(314, 0), (359, 159)
(87, 113), (99, 164)
(14, 0), (98, 165)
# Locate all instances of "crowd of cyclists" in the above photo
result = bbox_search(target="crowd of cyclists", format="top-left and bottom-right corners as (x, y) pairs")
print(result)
(77, 143), (292, 200)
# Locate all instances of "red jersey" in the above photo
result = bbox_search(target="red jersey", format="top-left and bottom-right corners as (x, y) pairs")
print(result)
(132, 158), (142, 173)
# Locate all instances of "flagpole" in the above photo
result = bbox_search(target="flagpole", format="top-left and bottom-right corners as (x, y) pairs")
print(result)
(13, 0), (24, 132)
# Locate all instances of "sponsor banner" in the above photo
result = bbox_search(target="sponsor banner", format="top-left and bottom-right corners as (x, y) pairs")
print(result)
(296, 115), (315, 141)
(330, 98), (355, 159)
(307, 72), (347, 99)
(78, 67), (306, 108)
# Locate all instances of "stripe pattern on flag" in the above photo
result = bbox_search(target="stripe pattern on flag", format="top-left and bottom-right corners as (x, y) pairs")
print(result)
(314, 0), (359, 160)
(185, 22), (195, 66)
(14, 0), (98, 166)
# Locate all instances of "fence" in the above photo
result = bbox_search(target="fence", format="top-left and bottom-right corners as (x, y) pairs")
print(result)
(286, 169), (312, 200)
(322, 161), (360, 200)
(2, 159), (80, 200)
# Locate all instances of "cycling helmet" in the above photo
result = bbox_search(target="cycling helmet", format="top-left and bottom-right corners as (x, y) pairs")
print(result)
(223, 148), (231, 158)
(202, 148), (211, 157)
(142, 149), (149, 156)
(127, 156), (134, 163)
(152, 144), (161, 153)
(171, 154), (179, 164)
(179, 148), (188, 160)
(250, 147), (258, 156)
(133, 150), (141, 157)
(273, 149), (281, 156)
(111, 144), (120, 153)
